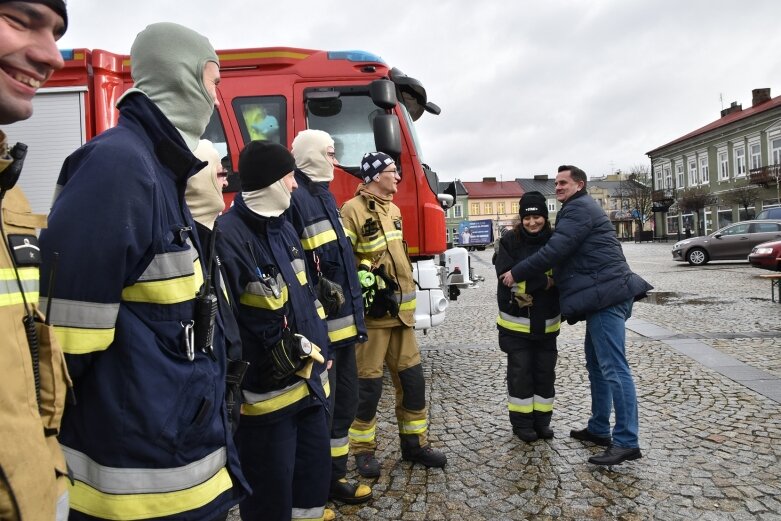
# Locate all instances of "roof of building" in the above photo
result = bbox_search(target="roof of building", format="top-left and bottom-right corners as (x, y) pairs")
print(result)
(461, 179), (524, 198)
(646, 93), (781, 155)
(516, 177), (556, 197)
(437, 179), (469, 196)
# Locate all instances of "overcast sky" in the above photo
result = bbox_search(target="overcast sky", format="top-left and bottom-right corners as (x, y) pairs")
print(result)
(57, 0), (781, 182)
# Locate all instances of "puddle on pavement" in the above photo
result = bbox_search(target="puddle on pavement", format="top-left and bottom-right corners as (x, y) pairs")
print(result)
(645, 291), (719, 305)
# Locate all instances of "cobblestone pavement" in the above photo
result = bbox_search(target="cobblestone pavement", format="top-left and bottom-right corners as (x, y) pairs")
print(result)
(230, 242), (781, 520)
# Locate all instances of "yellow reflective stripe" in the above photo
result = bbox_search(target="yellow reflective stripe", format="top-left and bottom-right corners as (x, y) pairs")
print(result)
(398, 295), (416, 311)
(515, 280), (527, 294)
(533, 395), (554, 413)
(241, 381), (309, 416)
(69, 467), (232, 520)
(497, 313), (561, 334)
(399, 419), (427, 435)
(315, 300), (326, 320)
(240, 284), (289, 310)
(508, 396), (533, 414)
(327, 323), (357, 343)
(348, 426), (375, 443)
(0, 267), (39, 307)
(330, 436), (349, 458)
(55, 326), (115, 354)
(121, 261), (203, 305)
(297, 270), (307, 285)
(300, 229), (338, 251)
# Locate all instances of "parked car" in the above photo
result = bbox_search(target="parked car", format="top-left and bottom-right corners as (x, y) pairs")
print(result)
(748, 239), (781, 271)
(671, 220), (781, 265)
(756, 207), (781, 220)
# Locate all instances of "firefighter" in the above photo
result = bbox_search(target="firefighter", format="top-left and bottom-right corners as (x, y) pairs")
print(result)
(0, 2), (71, 520)
(217, 140), (333, 521)
(185, 139), (248, 434)
(38, 23), (249, 520)
(493, 191), (560, 442)
(286, 130), (373, 504)
(343, 152), (447, 477)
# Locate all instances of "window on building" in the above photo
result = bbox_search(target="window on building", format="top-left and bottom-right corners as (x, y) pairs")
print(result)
(699, 156), (709, 184)
(548, 200), (556, 212)
(772, 137), (781, 165)
(718, 152), (729, 180)
(453, 204), (463, 218)
(511, 202), (519, 214)
(664, 167), (672, 189)
(484, 202), (493, 214)
(471, 203), (480, 215)
(676, 164), (684, 188)
(734, 146), (746, 177)
(688, 160), (697, 186)
(654, 166), (663, 189)
(750, 142), (761, 170)
(497, 202), (505, 215)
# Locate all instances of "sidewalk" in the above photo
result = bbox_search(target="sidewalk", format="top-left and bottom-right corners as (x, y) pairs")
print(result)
(233, 244), (781, 520)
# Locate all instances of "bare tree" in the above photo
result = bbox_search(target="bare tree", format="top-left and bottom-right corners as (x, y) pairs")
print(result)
(678, 186), (717, 235)
(719, 181), (759, 219)
(616, 164), (653, 234)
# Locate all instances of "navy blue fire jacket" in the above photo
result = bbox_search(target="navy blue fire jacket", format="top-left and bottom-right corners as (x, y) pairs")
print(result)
(285, 170), (367, 349)
(39, 93), (248, 520)
(216, 193), (330, 425)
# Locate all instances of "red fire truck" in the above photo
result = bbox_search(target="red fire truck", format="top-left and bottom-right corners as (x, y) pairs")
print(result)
(7, 46), (454, 329)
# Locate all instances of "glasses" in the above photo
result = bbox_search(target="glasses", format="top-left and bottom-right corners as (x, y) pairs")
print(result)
(326, 152), (336, 159)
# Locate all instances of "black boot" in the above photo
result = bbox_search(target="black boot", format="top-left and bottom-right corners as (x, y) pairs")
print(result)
(512, 427), (538, 442)
(533, 410), (554, 439)
(329, 478), (373, 504)
(401, 445), (447, 468)
(354, 452), (381, 478)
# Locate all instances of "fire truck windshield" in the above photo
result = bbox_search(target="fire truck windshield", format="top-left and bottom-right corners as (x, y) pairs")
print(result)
(306, 93), (380, 167)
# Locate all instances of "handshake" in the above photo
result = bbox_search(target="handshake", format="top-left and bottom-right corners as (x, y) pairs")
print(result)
(358, 264), (399, 319)
(269, 330), (323, 381)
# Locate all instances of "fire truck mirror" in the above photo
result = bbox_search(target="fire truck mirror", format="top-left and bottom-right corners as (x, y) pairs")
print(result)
(372, 114), (401, 159)
(369, 80), (397, 110)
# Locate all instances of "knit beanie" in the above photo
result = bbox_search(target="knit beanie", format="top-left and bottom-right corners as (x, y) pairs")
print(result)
(291, 129), (335, 183)
(185, 140), (225, 230)
(239, 140), (296, 191)
(119, 22), (219, 151)
(1, 1), (68, 32)
(357, 152), (394, 184)
(519, 191), (548, 219)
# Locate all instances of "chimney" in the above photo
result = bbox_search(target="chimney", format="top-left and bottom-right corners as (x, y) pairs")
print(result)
(752, 88), (771, 107)
(483, 177), (497, 182)
(720, 101), (742, 118)
(533, 174), (548, 180)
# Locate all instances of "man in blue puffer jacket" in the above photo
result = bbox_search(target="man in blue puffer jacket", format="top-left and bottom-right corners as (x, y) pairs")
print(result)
(500, 165), (652, 466)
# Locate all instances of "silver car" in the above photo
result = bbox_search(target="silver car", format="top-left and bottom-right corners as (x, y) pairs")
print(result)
(671, 220), (781, 265)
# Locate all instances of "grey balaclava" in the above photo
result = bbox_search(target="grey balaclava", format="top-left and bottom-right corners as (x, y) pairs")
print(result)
(291, 129), (335, 183)
(120, 22), (219, 151)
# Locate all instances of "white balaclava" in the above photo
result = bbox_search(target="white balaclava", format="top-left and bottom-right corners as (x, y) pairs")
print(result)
(185, 139), (225, 230)
(291, 129), (335, 183)
(119, 22), (219, 151)
(243, 181), (292, 218)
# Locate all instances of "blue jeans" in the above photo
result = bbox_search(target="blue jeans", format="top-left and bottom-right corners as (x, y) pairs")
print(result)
(584, 298), (639, 448)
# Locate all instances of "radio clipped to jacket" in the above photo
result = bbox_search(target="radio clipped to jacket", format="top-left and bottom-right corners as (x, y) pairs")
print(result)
(193, 224), (219, 359)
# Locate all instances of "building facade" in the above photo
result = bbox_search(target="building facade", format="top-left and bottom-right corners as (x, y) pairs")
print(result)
(647, 88), (781, 237)
(461, 177), (524, 240)
(440, 180), (469, 246)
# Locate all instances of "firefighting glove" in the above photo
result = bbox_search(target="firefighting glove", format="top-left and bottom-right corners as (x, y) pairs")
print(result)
(358, 264), (377, 310)
(367, 265), (400, 318)
(269, 330), (311, 381)
(513, 292), (533, 308)
(317, 276), (345, 317)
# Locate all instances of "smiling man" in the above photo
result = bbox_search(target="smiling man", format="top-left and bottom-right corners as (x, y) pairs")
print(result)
(0, 1), (70, 520)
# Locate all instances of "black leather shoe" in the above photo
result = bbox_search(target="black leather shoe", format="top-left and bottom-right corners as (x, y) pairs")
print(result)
(588, 446), (642, 466)
(512, 427), (538, 442)
(354, 453), (381, 478)
(401, 445), (447, 468)
(535, 426), (554, 439)
(329, 478), (372, 504)
(569, 427), (611, 447)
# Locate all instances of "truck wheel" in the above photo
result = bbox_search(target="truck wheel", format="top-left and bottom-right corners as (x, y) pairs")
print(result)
(686, 247), (708, 266)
